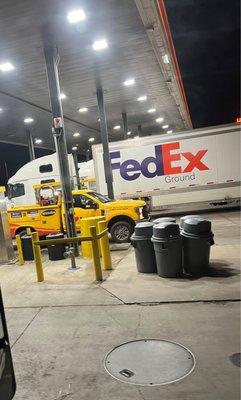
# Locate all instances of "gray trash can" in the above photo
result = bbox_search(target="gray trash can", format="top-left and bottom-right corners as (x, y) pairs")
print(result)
(181, 217), (214, 276)
(131, 222), (157, 273)
(21, 235), (34, 261)
(46, 233), (66, 261)
(153, 217), (176, 224)
(151, 223), (182, 278)
(180, 215), (202, 230)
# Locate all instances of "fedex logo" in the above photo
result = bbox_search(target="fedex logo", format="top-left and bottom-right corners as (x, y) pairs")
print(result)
(110, 141), (209, 181)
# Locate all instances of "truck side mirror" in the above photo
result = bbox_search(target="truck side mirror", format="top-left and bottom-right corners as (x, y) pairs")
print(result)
(0, 289), (16, 399)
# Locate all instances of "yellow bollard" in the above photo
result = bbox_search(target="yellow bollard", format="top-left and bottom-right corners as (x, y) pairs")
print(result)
(98, 221), (112, 270)
(31, 232), (44, 282)
(80, 216), (105, 259)
(15, 234), (24, 266)
(90, 226), (103, 281)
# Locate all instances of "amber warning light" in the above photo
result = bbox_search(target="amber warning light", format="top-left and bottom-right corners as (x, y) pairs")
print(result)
(235, 117), (241, 124)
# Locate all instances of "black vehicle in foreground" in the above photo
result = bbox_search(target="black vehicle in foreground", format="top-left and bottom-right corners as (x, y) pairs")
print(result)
(0, 289), (16, 399)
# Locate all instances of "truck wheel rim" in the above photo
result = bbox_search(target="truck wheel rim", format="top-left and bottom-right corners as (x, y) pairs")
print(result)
(115, 225), (130, 241)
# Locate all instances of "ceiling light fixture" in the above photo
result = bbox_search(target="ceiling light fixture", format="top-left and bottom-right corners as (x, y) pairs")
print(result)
(123, 78), (135, 86)
(148, 108), (156, 113)
(72, 146), (78, 151)
(162, 124), (169, 129)
(92, 39), (108, 51)
(78, 107), (88, 113)
(59, 93), (66, 100)
(98, 118), (101, 122)
(0, 62), (15, 72)
(113, 125), (121, 130)
(73, 132), (80, 137)
(162, 54), (170, 64)
(167, 130), (173, 134)
(137, 95), (147, 102)
(155, 117), (164, 123)
(88, 137), (95, 142)
(67, 9), (86, 23)
(35, 138), (42, 144)
(127, 131), (132, 135)
(0, 108), (3, 112)
(24, 117), (34, 124)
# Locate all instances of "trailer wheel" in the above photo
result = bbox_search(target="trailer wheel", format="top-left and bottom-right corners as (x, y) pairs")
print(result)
(110, 221), (133, 243)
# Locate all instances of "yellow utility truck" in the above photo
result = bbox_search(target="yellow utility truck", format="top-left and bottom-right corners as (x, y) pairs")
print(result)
(8, 184), (145, 243)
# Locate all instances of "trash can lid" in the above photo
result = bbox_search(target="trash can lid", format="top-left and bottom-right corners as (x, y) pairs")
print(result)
(153, 222), (180, 239)
(182, 217), (212, 235)
(180, 215), (202, 229)
(153, 217), (176, 224)
(133, 221), (154, 238)
(46, 233), (64, 239)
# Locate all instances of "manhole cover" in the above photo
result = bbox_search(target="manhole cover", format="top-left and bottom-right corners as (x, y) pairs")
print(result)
(104, 339), (195, 386)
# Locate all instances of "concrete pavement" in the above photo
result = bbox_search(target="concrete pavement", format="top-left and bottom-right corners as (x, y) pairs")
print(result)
(0, 210), (240, 399)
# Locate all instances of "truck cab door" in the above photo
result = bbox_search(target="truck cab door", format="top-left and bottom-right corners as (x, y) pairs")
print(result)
(73, 194), (100, 230)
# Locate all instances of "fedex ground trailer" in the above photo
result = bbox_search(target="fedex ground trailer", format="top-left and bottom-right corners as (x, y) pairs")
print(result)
(92, 124), (240, 214)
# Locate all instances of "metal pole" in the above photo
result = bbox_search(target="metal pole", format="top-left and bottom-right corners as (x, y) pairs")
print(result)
(96, 88), (114, 199)
(86, 149), (90, 162)
(72, 151), (81, 190)
(26, 128), (35, 161)
(138, 124), (142, 137)
(122, 112), (128, 140)
(42, 39), (79, 257)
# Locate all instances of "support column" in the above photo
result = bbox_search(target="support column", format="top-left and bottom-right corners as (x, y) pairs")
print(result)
(42, 40), (78, 256)
(72, 151), (81, 190)
(26, 128), (35, 161)
(86, 149), (90, 162)
(96, 88), (114, 199)
(122, 112), (128, 140)
(138, 124), (142, 137)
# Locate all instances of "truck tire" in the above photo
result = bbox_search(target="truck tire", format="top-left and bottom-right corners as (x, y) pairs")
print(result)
(110, 221), (133, 243)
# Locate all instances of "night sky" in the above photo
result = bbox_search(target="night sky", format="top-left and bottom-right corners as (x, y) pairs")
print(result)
(165, 0), (240, 127)
(0, 0), (240, 186)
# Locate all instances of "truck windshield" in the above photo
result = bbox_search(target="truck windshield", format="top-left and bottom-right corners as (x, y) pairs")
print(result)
(88, 192), (111, 203)
(7, 183), (25, 199)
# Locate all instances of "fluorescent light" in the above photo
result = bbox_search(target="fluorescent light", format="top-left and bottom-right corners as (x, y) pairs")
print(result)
(134, 135), (140, 139)
(98, 118), (101, 122)
(88, 137), (95, 142)
(123, 78), (135, 86)
(24, 117), (34, 124)
(78, 107), (88, 113)
(92, 39), (108, 51)
(127, 131), (132, 135)
(59, 93), (66, 100)
(167, 130), (173, 134)
(113, 125), (121, 130)
(0, 62), (15, 72)
(137, 95), (147, 102)
(35, 138), (42, 144)
(73, 132), (80, 137)
(72, 146), (78, 151)
(67, 9), (86, 23)
(162, 124), (169, 129)
(155, 117), (164, 123)
(148, 108), (156, 113)
(162, 54), (170, 64)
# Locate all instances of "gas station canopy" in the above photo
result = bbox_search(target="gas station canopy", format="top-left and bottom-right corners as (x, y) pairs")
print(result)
(0, 0), (192, 152)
